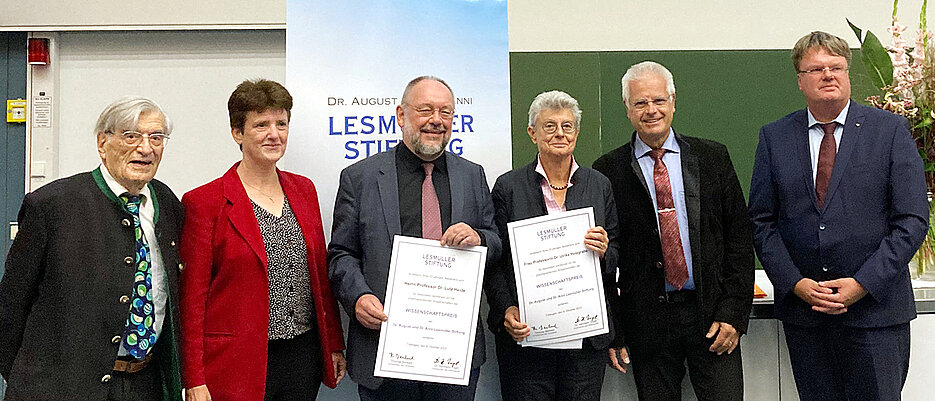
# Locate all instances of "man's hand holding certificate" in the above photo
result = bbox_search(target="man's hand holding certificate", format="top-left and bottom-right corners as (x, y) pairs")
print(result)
(374, 236), (487, 386)
(506, 207), (609, 347)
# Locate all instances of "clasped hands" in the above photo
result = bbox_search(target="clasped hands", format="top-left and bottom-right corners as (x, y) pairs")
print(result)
(793, 277), (867, 315)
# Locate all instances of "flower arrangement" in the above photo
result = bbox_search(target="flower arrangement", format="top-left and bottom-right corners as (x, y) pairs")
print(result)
(848, 0), (935, 279)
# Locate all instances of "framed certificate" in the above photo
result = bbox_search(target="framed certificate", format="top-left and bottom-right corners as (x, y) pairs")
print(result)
(507, 207), (609, 346)
(374, 236), (487, 385)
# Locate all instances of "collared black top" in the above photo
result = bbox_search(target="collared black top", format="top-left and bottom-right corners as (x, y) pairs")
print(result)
(396, 144), (452, 237)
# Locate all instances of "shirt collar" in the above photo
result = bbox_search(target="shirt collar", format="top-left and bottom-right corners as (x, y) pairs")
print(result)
(634, 127), (680, 158)
(535, 154), (580, 184)
(807, 100), (850, 128)
(396, 143), (447, 173)
(99, 164), (151, 205)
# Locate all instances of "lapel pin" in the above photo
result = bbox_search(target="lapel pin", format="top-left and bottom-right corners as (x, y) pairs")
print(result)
(855, 123), (860, 127)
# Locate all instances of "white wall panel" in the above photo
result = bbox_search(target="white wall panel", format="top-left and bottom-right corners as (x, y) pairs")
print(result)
(52, 30), (285, 195)
(0, 0), (285, 30)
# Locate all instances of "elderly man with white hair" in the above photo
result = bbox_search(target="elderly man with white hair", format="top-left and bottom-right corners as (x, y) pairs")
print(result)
(0, 96), (183, 401)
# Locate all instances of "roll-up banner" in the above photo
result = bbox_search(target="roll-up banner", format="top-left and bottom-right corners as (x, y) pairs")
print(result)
(284, 0), (512, 239)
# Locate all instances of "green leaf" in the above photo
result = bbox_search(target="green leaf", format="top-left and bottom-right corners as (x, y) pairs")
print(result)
(861, 30), (895, 87)
(847, 18), (864, 43)
(918, 149), (934, 172)
(914, 116), (933, 130)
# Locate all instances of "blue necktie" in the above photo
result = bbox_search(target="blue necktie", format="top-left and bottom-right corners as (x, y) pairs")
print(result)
(119, 193), (157, 358)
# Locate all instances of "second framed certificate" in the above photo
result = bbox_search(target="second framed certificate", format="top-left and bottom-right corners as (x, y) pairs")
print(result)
(507, 207), (609, 346)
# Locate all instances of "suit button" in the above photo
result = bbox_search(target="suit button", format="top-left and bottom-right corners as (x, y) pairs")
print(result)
(178, 263), (184, 272)
(119, 295), (130, 304)
(657, 295), (666, 303)
(170, 240), (176, 247)
(819, 224), (826, 230)
(121, 219), (131, 227)
(822, 265), (829, 272)
(111, 335), (121, 344)
(101, 374), (112, 383)
(124, 256), (134, 265)
(655, 261), (663, 269)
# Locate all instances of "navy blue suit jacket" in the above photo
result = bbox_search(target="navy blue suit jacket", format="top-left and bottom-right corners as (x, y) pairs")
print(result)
(749, 102), (928, 327)
(327, 147), (501, 389)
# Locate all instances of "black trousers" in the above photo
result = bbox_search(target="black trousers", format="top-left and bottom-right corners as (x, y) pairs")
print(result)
(265, 328), (323, 401)
(358, 368), (481, 401)
(106, 361), (161, 401)
(629, 295), (743, 401)
(783, 322), (910, 401)
(495, 332), (606, 401)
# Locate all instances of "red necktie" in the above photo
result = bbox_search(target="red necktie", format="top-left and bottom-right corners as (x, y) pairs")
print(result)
(649, 149), (689, 289)
(815, 122), (837, 208)
(422, 162), (443, 240)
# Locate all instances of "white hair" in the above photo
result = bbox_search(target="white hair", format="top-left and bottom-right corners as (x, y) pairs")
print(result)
(621, 61), (676, 104)
(94, 96), (172, 136)
(527, 90), (582, 128)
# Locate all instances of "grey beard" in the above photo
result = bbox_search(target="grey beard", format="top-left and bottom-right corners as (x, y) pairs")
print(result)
(411, 137), (447, 159)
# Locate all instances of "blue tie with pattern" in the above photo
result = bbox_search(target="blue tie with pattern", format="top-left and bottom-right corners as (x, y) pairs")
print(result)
(119, 193), (157, 359)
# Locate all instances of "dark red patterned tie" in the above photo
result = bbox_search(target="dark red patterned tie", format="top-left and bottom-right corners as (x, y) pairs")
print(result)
(422, 162), (443, 240)
(815, 122), (837, 208)
(649, 149), (689, 289)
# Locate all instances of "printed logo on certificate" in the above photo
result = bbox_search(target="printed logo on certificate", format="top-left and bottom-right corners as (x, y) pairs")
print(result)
(507, 207), (609, 346)
(374, 236), (487, 385)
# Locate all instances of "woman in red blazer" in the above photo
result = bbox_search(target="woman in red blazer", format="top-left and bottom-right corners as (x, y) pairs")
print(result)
(180, 79), (345, 401)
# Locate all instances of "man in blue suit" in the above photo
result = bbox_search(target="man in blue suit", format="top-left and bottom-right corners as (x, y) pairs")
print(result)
(327, 76), (501, 401)
(750, 31), (928, 401)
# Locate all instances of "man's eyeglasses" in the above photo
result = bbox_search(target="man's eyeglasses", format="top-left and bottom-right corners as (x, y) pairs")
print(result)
(112, 131), (169, 147)
(630, 97), (671, 111)
(797, 65), (848, 76)
(407, 105), (455, 120)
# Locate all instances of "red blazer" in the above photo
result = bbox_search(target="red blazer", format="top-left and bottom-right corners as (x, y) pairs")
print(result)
(179, 164), (345, 400)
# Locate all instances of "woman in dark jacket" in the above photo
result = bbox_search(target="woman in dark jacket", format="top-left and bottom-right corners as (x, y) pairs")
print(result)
(488, 90), (620, 401)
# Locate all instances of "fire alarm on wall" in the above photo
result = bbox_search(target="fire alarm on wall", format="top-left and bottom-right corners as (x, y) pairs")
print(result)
(6, 99), (27, 123)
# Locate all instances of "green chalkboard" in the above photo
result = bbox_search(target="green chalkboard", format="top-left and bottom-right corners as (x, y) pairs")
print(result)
(509, 49), (880, 197)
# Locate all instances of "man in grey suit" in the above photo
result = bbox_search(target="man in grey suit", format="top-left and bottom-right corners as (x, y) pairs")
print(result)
(328, 76), (501, 401)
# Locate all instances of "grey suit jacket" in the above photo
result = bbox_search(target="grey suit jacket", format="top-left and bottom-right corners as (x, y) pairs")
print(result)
(328, 147), (501, 389)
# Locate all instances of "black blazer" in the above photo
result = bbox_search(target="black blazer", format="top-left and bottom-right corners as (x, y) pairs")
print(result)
(592, 132), (754, 353)
(0, 170), (184, 400)
(487, 159), (620, 349)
